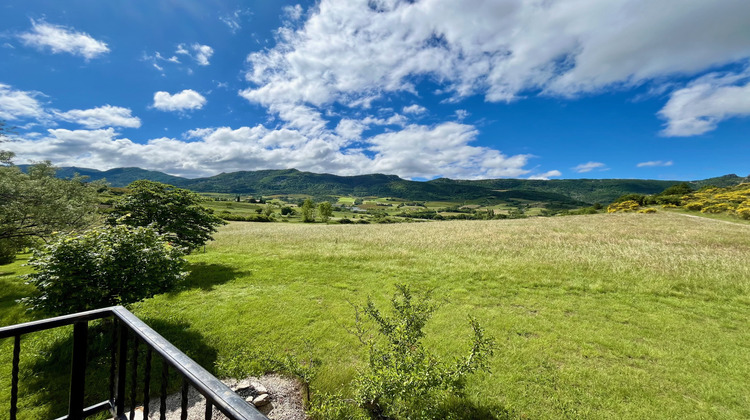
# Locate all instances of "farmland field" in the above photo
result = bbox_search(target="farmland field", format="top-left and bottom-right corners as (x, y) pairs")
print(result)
(1, 213), (749, 418)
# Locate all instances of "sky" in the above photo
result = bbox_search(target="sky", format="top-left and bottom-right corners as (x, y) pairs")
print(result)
(1, 0), (749, 181)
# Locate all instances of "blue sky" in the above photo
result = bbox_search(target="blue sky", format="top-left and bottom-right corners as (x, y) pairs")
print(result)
(1, 0), (749, 180)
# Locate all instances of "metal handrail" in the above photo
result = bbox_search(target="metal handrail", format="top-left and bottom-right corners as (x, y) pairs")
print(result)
(1, 306), (268, 420)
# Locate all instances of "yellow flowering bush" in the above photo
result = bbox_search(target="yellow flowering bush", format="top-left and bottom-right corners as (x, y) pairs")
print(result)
(607, 200), (640, 213)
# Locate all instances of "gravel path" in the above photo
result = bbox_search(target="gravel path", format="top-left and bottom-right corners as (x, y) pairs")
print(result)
(128, 374), (307, 420)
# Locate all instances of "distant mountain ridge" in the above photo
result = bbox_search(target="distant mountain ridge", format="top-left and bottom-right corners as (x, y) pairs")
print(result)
(21, 165), (749, 205)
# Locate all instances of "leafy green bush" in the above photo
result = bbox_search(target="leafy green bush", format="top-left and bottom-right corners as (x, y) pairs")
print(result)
(22, 225), (186, 315)
(350, 285), (495, 419)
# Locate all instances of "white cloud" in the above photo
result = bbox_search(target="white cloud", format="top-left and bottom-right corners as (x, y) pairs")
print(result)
(402, 104), (427, 114)
(56, 105), (141, 129)
(221, 9), (249, 33)
(6, 120), (534, 180)
(232, 0), (750, 178)
(19, 20), (109, 60)
(176, 43), (214, 66)
(529, 170), (562, 180)
(241, 0), (750, 109)
(335, 119), (365, 140)
(283, 5), (304, 21)
(637, 160), (673, 168)
(658, 69), (750, 136)
(152, 90), (206, 112)
(191, 44), (214, 66)
(0, 84), (47, 121)
(573, 162), (607, 173)
(366, 122), (531, 179)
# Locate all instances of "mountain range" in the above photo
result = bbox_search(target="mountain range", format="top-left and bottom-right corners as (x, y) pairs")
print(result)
(34, 166), (750, 206)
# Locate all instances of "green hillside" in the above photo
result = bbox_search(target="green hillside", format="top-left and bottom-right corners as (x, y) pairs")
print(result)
(26, 165), (749, 205)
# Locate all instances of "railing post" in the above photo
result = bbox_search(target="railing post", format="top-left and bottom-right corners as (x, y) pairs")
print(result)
(68, 321), (88, 420)
(10, 335), (20, 420)
(116, 321), (129, 417)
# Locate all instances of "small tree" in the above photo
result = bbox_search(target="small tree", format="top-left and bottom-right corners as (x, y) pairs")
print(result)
(318, 201), (333, 222)
(351, 285), (495, 419)
(301, 198), (316, 223)
(107, 180), (225, 251)
(23, 225), (186, 315)
(0, 162), (99, 263)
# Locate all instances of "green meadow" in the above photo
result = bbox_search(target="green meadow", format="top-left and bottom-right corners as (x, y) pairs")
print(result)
(1, 212), (749, 418)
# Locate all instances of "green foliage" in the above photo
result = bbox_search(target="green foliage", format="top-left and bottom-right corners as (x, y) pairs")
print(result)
(263, 204), (274, 217)
(318, 201), (333, 222)
(352, 285), (495, 419)
(301, 198), (316, 223)
(658, 182), (693, 197)
(107, 180), (226, 251)
(0, 162), (99, 262)
(613, 193), (647, 206)
(22, 224), (186, 315)
(217, 212), (274, 222)
(280, 206), (295, 216)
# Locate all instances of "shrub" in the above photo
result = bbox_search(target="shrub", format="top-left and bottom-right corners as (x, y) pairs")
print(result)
(607, 200), (640, 213)
(350, 285), (494, 419)
(685, 201), (704, 211)
(22, 225), (186, 315)
(638, 208), (657, 214)
(280, 206), (295, 216)
(701, 203), (731, 213)
(737, 203), (750, 220)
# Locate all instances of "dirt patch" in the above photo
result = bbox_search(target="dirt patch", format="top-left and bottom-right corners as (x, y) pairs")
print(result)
(129, 374), (307, 420)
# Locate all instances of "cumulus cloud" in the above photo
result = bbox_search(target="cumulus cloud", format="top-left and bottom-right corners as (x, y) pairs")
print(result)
(152, 90), (206, 112)
(0, 84), (47, 121)
(241, 0), (750, 109)
(637, 160), (673, 168)
(229, 0), (750, 179)
(6, 120), (533, 180)
(366, 122), (531, 179)
(573, 162), (607, 173)
(56, 105), (141, 129)
(658, 69), (750, 136)
(176, 43), (214, 66)
(19, 20), (109, 60)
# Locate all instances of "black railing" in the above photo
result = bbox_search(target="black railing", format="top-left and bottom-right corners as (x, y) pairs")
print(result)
(0, 306), (268, 420)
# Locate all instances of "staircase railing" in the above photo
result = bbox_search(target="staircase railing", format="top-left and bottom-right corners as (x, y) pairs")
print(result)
(0, 306), (267, 420)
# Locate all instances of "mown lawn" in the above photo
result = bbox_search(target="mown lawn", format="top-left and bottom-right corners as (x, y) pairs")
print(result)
(1, 213), (749, 418)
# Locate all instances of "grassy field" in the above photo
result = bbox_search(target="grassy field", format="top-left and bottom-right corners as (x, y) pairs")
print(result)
(1, 213), (749, 418)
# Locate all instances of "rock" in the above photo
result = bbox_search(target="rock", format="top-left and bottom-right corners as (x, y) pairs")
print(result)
(253, 393), (271, 407)
(250, 380), (268, 395)
(258, 401), (274, 416)
(233, 378), (252, 392)
(245, 396), (256, 406)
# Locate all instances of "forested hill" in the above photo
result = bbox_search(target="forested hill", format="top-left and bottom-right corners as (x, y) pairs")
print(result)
(23, 165), (749, 205)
